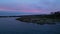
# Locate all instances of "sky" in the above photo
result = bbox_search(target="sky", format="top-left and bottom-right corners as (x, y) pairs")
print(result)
(0, 0), (60, 15)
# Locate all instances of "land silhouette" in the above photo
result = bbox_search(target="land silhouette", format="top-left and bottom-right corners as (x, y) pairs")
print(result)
(16, 11), (60, 25)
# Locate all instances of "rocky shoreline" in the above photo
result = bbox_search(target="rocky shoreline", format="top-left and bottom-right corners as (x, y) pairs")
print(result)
(16, 17), (60, 25)
(16, 11), (60, 25)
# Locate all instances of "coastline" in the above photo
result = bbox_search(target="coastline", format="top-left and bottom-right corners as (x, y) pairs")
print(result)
(16, 15), (60, 25)
(16, 11), (60, 25)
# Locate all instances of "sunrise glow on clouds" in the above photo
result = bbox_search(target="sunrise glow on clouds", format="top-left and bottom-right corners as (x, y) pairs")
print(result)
(0, 4), (44, 14)
(0, 0), (60, 15)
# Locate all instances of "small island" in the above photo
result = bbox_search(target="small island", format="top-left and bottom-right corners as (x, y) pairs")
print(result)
(16, 11), (60, 25)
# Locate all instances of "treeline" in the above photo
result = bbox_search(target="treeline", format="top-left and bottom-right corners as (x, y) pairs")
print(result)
(47, 11), (60, 19)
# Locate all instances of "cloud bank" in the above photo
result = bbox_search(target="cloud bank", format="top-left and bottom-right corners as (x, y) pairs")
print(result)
(0, 0), (60, 15)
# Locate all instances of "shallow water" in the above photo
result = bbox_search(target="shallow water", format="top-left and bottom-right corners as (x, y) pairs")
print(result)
(0, 17), (60, 34)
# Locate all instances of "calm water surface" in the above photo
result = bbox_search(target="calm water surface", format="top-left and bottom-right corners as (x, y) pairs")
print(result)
(0, 17), (60, 34)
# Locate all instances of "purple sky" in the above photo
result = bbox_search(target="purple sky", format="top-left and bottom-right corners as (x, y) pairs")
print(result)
(0, 0), (60, 15)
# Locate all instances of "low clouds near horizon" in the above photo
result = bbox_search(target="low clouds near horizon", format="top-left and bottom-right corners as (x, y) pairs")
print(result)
(0, 0), (60, 15)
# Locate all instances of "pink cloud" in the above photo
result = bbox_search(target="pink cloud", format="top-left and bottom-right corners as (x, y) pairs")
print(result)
(0, 4), (47, 14)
